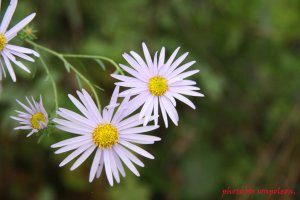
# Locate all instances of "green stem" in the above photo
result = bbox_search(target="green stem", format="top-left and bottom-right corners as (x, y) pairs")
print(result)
(26, 40), (102, 109)
(68, 64), (101, 110)
(38, 52), (58, 112)
(62, 54), (124, 75)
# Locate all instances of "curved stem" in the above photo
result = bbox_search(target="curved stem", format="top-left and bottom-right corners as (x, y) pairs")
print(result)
(38, 53), (58, 112)
(26, 40), (102, 109)
(68, 64), (101, 110)
(62, 54), (124, 75)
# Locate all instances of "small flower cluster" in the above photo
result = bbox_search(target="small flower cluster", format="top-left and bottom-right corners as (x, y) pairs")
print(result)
(4, 0), (204, 186)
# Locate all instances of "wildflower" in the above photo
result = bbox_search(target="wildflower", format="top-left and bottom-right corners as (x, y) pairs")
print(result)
(0, 0), (39, 82)
(111, 43), (204, 127)
(11, 96), (48, 137)
(51, 86), (160, 186)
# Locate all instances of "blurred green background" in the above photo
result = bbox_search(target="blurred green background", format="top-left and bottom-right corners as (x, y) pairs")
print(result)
(0, 0), (300, 199)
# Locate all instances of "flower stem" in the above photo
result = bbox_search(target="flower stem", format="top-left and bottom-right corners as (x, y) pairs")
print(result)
(62, 54), (124, 75)
(26, 40), (102, 109)
(38, 52), (58, 112)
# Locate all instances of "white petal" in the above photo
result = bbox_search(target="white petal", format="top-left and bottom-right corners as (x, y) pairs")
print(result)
(70, 145), (96, 171)
(55, 124), (91, 135)
(96, 156), (104, 178)
(78, 90), (101, 123)
(167, 61), (196, 79)
(117, 114), (139, 129)
(108, 150), (120, 183)
(119, 92), (148, 118)
(0, 0), (18, 33)
(159, 97), (168, 128)
(111, 94), (131, 124)
(16, 99), (34, 114)
(158, 47), (165, 69)
(168, 70), (200, 84)
(5, 13), (36, 41)
(68, 94), (93, 120)
(51, 135), (90, 148)
(89, 148), (102, 182)
(6, 44), (39, 57)
(120, 125), (159, 135)
(3, 49), (30, 73)
(104, 149), (114, 186)
(0, 58), (6, 79)
(112, 150), (126, 177)
(139, 94), (154, 119)
(14, 125), (31, 130)
(164, 91), (176, 107)
(167, 52), (189, 74)
(170, 80), (197, 87)
(129, 51), (150, 76)
(10, 116), (28, 123)
(120, 134), (161, 143)
(142, 43), (153, 70)
(143, 99), (154, 126)
(26, 130), (37, 137)
(115, 81), (146, 88)
(9, 50), (35, 62)
(119, 140), (154, 159)
(109, 86), (120, 105)
(119, 64), (147, 82)
(172, 89), (204, 97)
(153, 96), (159, 125)
(113, 145), (140, 176)
(170, 92), (196, 109)
(2, 53), (16, 82)
(59, 143), (93, 167)
(118, 87), (148, 97)
(165, 47), (180, 67)
(53, 118), (93, 133)
(123, 53), (149, 78)
(161, 96), (178, 126)
(82, 89), (103, 122)
(55, 140), (92, 154)
(117, 145), (145, 167)
(58, 108), (96, 128)
(111, 74), (146, 84)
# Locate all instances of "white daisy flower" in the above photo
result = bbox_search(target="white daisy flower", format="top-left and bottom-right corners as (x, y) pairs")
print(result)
(0, 0), (39, 82)
(111, 43), (204, 128)
(11, 96), (48, 137)
(51, 86), (160, 186)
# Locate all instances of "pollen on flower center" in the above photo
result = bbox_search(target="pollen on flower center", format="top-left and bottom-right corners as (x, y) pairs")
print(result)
(31, 112), (46, 129)
(148, 76), (169, 96)
(0, 33), (7, 51)
(92, 124), (119, 149)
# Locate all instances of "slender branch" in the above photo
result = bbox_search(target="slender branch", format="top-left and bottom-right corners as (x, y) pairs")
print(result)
(38, 52), (58, 111)
(26, 40), (102, 109)
(62, 54), (124, 75)
(68, 63), (101, 110)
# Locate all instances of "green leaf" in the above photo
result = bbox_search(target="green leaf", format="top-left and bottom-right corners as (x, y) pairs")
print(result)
(63, 60), (71, 72)
(93, 84), (104, 91)
(75, 74), (83, 89)
(94, 59), (106, 71)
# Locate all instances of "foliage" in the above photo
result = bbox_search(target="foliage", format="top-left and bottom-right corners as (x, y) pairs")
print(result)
(0, 0), (300, 199)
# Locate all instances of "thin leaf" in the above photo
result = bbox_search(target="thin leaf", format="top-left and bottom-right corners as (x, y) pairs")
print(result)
(94, 59), (106, 71)
(63, 60), (71, 72)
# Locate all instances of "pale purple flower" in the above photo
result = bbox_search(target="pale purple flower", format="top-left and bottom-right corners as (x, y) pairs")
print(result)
(51, 86), (160, 186)
(11, 96), (48, 137)
(0, 0), (39, 82)
(111, 43), (204, 128)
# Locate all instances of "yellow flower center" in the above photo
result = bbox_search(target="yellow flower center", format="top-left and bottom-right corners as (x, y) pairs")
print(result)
(148, 76), (169, 96)
(31, 112), (46, 129)
(0, 33), (7, 51)
(92, 124), (119, 149)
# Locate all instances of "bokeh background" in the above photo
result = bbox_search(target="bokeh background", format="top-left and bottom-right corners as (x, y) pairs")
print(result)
(0, 0), (300, 199)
